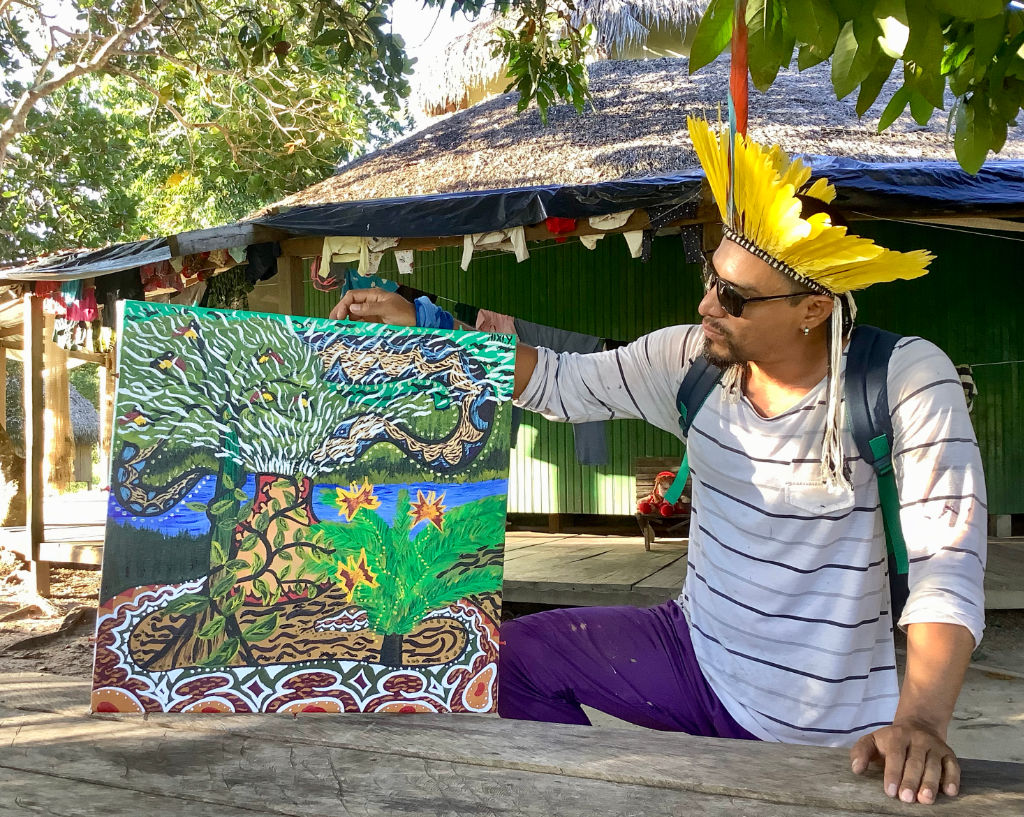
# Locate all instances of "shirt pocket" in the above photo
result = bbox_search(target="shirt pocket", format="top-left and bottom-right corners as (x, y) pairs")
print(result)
(783, 481), (856, 516)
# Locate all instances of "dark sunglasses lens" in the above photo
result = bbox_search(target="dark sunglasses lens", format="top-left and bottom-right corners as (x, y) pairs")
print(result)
(717, 280), (744, 317)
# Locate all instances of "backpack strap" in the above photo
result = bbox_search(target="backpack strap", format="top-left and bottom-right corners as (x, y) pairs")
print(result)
(845, 325), (910, 617)
(664, 357), (724, 505)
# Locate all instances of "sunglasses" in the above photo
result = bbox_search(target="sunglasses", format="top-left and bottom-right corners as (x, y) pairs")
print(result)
(702, 259), (812, 318)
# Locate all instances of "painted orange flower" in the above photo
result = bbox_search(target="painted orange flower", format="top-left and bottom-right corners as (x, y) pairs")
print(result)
(335, 480), (381, 522)
(409, 489), (447, 531)
(335, 549), (378, 598)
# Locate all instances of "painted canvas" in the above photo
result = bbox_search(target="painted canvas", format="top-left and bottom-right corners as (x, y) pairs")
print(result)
(92, 300), (515, 714)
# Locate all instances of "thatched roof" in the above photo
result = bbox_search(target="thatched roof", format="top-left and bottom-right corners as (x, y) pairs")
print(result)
(262, 56), (1024, 213)
(412, 1), (704, 115)
(5, 377), (99, 446)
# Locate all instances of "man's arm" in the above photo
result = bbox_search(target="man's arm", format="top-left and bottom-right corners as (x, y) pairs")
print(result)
(850, 622), (975, 805)
(850, 337), (987, 805)
(329, 288), (539, 398)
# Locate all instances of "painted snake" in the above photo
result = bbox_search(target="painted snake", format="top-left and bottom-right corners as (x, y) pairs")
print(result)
(301, 328), (497, 475)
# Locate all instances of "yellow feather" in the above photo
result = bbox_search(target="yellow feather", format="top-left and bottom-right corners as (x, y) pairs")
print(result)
(686, 116), (932, 292)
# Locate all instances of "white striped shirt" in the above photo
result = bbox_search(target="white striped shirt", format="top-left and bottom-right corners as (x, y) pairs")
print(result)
(516, 325), (986, 746)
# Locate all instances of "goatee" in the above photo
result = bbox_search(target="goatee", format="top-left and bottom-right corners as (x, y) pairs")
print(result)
(702, 337), (747, 368)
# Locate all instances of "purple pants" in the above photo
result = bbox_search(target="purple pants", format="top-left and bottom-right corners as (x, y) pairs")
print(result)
(498, 600), (757, 740)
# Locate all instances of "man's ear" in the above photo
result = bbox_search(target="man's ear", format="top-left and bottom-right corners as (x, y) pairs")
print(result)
(802, 295), (835, 331)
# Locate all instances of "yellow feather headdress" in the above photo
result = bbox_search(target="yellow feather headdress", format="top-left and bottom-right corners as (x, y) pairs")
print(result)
(688, 117), (933, 294)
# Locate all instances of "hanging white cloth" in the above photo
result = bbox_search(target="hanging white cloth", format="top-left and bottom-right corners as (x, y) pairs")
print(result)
(460, 226), (529, 270)
(589, 210), (634, 231)
(623, 230), (644, 259)
(395, 249), (415, 275)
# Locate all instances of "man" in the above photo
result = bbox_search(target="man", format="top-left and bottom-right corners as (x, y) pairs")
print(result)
(330, 119), (985, 807)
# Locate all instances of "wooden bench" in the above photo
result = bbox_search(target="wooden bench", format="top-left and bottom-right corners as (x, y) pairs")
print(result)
(634, 456), (691, 551)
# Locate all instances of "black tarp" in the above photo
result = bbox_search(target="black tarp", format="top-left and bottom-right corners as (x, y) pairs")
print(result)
(3, 159), (1024, 281)
(0, 237), (170, 281)
(253, 160), (1024, 238)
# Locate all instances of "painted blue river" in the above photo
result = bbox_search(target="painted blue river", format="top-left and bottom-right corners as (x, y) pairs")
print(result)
(107, 476), (508, 539)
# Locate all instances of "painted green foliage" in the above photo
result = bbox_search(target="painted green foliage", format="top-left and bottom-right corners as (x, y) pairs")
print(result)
(310, 490), (505, 637)
(690, 0), (1024, 173)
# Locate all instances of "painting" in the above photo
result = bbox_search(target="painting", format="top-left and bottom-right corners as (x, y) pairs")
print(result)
(91, 300), (515, 714)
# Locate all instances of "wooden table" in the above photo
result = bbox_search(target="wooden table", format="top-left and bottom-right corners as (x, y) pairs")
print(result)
(2, 672), (1022, 816)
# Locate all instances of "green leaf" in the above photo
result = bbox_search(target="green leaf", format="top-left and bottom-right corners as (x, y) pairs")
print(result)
(904, 0), (944, 73)
(930, 0), (1004, 20)
(161, 593), (210, 617)
(832, 19), (879, 99)
(909, 90), (934, 125)
(273, 529), (285, 547)
(312, 29), (345, 47)
(210, 539), (227, 566)
(221, 472), (234, 491)
(211, 570), (238, 599)
(954, 96), (992, 174)
(226, 559), (248, 571)
(877, 83), (913, 130)
(241, 612), (279, 642)
(798, 43), (830, 70)
(186, 501), (207, 512)
(787, 0), (840, 55)
(221, 592), (244, 616)
(234, 489), (248, 502)
(197, 615), (226, 640)
(210, 498), (234, 517)
(199, 637), (240, 667)
(973, 14), (1007, 80)
(857, 56), (897, 115)
(253, 577), (271, 605)
(746, 0), (795, 91)
(689, 0), (734, 74)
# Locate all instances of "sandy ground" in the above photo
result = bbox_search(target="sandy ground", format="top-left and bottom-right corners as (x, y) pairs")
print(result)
(1, 557), (1022, 764)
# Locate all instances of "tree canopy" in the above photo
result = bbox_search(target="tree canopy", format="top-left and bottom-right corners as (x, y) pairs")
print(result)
(3, 1), (1020, 264)
(688, 0), (1024, 174)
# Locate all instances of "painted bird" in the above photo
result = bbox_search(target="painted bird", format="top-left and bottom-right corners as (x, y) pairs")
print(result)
(118, 410), (149, 427)
(293, 390), (312, 409)
(249, 384), (276, 405)
(255, 347), (284, 365)
(173, 319), (200, 340)
(150, 351), (186, 372)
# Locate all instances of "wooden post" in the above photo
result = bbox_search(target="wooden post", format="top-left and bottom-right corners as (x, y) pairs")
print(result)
(276, 255), (306, 316)
(0, 346), (6, 429)
(23, 293), (47, 596)
(97, 353), (116, 488)
(43, 313), (74, 491)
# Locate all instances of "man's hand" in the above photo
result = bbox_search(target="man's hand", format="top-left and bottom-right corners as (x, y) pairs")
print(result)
(850, 621), (975, 805)
(851, 719), (960, 805)
(330, 288), (415, 326)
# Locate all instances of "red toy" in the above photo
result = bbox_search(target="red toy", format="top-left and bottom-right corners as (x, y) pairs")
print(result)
(637, 470), (689, 517)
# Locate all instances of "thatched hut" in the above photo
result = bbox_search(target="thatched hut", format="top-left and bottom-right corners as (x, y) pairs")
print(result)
(254, 56), (1024, 527)
(414, 0), (706, 116)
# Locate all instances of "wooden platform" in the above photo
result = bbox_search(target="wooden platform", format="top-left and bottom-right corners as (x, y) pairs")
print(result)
(1, 494), (1021, 610)
(1, 671), (1022, 816)
(502, 532), (1024, 610)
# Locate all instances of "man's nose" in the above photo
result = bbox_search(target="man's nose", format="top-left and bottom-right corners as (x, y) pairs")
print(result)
(698, 286), (725, 318)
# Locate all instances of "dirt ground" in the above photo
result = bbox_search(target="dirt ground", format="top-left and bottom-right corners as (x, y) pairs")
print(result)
(2, 553), (1022, 763)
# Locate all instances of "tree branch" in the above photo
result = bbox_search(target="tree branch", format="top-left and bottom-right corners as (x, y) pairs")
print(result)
(0, 1), (166, 170)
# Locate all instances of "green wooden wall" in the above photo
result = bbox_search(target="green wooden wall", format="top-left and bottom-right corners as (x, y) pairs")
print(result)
(303, 224), (1023, 515)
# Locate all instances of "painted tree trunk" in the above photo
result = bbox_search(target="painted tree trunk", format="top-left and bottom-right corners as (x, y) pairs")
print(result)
(378, 632), (404, 667)
(231, 474), (322, 603)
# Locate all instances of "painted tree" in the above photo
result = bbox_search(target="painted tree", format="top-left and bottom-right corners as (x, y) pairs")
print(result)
(309, 488), (505, 665)
(114, 302), (344, 664)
